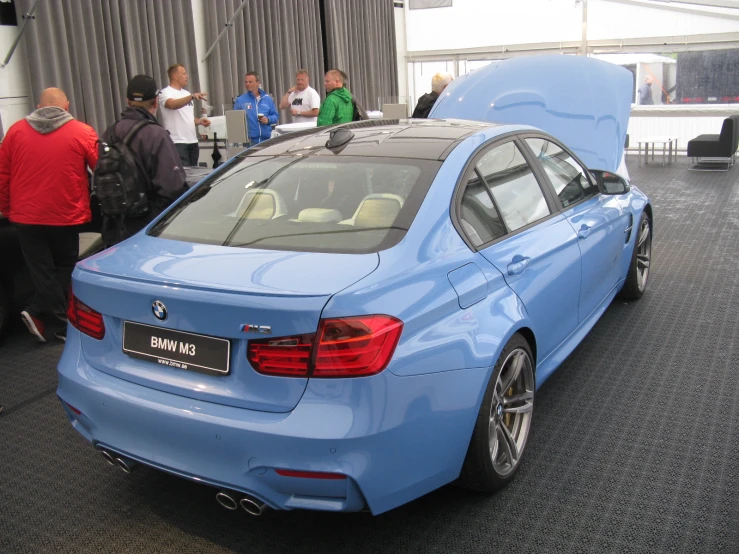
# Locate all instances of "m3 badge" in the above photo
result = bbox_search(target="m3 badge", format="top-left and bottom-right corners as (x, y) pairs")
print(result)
(241, 324), (271, 334)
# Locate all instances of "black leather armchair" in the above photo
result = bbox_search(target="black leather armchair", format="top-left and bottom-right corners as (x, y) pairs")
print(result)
(687, 117), (736, 170)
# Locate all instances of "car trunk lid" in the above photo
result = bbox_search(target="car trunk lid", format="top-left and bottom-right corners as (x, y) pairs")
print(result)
(73, 236), (379, 412)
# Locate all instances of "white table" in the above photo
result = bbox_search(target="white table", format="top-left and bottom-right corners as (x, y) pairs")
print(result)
(274, 111), (386, 137)
(636, 136), (678, 167)
(274, 121), (316, 134)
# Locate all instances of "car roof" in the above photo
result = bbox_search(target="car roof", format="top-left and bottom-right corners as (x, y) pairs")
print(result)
(245, 119), (498, 160)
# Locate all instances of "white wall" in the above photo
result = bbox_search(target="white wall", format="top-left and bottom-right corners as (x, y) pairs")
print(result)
(191, 0), (210, 99)
(588, 1), (739, 40)
(394, 5), (409, 109)
(0, 24), (31, 134)
(405, 0), (739, 52)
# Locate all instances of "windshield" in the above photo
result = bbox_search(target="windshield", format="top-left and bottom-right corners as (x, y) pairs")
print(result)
(150, 156), (442, 254)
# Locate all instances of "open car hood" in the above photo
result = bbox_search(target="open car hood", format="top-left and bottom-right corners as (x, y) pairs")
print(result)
(430, 55), (633, 173)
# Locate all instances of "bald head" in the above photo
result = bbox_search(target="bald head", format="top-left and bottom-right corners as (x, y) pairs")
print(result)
(38, 88), (70, 111)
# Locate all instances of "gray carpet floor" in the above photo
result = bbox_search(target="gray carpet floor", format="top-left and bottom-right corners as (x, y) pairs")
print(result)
(1, 155), (738, 553)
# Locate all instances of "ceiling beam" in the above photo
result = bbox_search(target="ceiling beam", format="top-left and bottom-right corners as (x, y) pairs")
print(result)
(649, 0), (739, 9)
(406, 32), (739, 63)
(602, 0), (739, 19)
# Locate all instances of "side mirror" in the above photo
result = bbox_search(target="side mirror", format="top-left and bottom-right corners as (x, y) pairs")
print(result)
(590, 170), (630, 195)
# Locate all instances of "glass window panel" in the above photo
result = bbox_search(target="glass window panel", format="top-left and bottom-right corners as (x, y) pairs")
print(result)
(525, 138), (598, 208)
(149, 156), (440, 254)
(476, 141), (550, 232)
(459, 173), (505, 246)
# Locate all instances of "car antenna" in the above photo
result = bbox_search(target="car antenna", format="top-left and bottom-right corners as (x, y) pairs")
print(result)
(326, 127), (354, 150)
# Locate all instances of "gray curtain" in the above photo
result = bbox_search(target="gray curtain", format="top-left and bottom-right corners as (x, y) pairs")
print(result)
(204, 0), (324, 118)
(324, 0), (398, 111)
(15, 0), (200, 134)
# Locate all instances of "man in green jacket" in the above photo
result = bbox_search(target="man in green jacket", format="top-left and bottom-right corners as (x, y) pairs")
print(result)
(317, 70), (354, 127)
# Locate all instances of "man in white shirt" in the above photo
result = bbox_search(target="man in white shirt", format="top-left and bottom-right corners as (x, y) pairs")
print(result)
(159, 64), (210, 166)
(278, 69), (321, 124)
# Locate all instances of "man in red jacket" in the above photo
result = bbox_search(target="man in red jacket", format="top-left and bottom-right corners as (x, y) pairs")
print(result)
(0, 88), (98, 343)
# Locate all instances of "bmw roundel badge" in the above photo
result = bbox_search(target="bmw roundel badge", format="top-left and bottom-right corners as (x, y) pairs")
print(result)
(152, 300), (168, 321)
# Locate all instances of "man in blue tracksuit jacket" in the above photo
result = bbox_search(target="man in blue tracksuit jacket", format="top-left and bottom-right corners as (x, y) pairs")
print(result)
(233, 72), (279, 145)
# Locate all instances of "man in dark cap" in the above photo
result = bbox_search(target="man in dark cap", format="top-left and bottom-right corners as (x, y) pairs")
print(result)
(98, 75), (187, 247)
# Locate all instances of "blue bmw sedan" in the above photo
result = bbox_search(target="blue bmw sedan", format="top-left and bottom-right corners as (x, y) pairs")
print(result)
(57, 56), (652, 516)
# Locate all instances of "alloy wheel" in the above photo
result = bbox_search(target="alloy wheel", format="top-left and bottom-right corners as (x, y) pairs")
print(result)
(488, 348), (535, 476)
(636, 218), (652, 292)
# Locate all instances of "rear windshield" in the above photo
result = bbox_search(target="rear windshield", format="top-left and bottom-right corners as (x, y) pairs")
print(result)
(150, 156), (441, 254)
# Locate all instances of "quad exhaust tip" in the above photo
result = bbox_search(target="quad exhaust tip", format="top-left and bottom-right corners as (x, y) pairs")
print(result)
(100, 450), (116, 466)
(115, 456), (138, 474)
(99, 449), (138, 474)
(215, 490), (267, 516)
(215, 491), (239, 511)
(239, 495), (266, 516)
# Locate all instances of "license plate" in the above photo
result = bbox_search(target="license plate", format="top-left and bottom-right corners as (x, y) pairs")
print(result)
(123, 321), (230, 375)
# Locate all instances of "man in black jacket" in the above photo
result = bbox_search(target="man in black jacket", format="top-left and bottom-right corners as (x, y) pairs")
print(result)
(412, 72), (453, 119)
(100, 75), (187, 246)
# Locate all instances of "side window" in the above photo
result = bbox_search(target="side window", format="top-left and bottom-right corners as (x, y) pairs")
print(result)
(476, 141), (551, 232)
(459, 172), (505, 247)
(525, 138), (599, 208)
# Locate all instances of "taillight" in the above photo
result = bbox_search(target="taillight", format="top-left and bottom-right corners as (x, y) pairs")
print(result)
(67, 291), (105, 340)
(247, 334), (314, 377)
(313, 316), (403, 377)
(247, 315), (403, 378)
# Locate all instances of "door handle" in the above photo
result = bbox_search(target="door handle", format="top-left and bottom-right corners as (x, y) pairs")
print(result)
(507, 256), (531, 276)
(578, 224), (591, 240)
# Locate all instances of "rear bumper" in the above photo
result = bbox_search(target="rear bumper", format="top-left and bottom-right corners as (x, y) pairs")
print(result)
(57, 328), (489, 514)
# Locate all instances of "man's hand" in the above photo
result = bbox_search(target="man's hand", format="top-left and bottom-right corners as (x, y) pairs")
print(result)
(258, 116), (268, 124)
(193, 92), (208, 101)
(291, 109), (300, 116)
(287, 86), (297, 94)
(199, 117), (211, 127)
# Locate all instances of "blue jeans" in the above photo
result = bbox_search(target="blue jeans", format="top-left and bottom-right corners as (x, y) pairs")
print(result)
(175, 142), (199, 167)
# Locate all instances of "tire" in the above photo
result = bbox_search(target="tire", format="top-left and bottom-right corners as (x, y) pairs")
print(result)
(459, 333), (535, 492)
(0, 279), (9, 339)
(618, 212), (652, 301)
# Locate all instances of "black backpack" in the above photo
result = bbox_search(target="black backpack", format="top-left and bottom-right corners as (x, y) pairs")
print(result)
(93, 119), (153, 218)
(352, 97), (369, 122)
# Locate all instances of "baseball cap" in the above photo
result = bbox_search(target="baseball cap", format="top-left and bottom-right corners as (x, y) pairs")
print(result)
(127, 75), (159, 101)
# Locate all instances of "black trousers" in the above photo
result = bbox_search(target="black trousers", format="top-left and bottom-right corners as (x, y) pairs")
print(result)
(175, 142), (199, 167)
(14, 223), (79, 332)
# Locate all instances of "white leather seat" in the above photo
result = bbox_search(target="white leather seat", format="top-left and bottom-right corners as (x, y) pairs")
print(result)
(234, 189), (288, 220)
(339, 193), (405, 226)
(295, 208), (343, 223)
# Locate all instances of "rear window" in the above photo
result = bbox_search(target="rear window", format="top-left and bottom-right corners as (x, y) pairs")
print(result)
(149, 156), (441, 254)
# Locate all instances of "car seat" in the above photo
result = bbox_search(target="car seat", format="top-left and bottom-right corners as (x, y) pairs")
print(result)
(294, 208), (343, 223)
(339, 193), (405, 227)
(235, 189), (288, 219)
